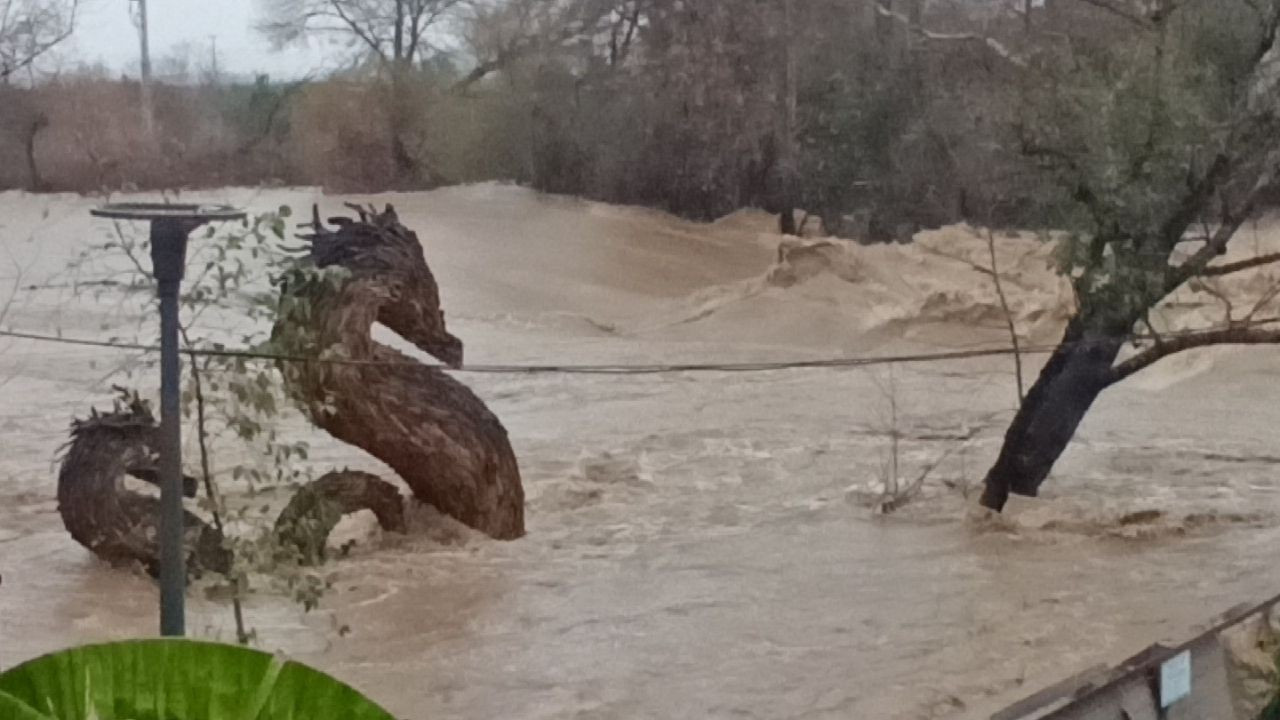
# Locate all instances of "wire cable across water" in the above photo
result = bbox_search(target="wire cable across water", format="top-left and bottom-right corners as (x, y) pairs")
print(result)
(0, 328), (1056, 374)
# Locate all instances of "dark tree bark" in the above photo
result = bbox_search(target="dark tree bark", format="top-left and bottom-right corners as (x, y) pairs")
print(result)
(978, 319), (1124, 510)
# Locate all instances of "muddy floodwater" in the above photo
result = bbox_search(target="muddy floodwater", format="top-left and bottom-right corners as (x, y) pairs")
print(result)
(3, 186), (1279, 719)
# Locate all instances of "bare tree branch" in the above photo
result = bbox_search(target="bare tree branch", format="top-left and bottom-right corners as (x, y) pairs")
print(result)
(1166, 154), (1280, 291)
(985, 229), (1025, 404)
(452, 0), (622, 93)
(0, 0), (78, 81)
(1197, 252), (1280, 277)
(1243, 275), (1280, 324)
(1111, 325), (1280, 383)
(406, 0), (462, 63)
(0, 252), (21, 329)
(1187, 276), (1235, 321)
(328, 0), (390, 66)
(258, 0), (462, 69)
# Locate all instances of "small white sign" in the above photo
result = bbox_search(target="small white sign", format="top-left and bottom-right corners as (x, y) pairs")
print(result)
(1160, 650), (1193, 707)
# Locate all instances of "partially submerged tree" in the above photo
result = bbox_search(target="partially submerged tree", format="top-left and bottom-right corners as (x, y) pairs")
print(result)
(978, 0), (1280, 509)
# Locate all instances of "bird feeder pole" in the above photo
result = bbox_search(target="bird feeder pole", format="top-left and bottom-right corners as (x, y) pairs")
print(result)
(90, 203), (246, 636)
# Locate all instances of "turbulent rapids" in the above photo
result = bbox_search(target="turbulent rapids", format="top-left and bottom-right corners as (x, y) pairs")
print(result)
(8, 185), (1280, 719)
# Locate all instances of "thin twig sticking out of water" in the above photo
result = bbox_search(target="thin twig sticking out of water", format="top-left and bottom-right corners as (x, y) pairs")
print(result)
(0, 246), (29, 389)
(181, 326), (249, 645)
(918, 230), (1027, 407)
(867, 364), (991, 513)
(985, 228), (1025, 405)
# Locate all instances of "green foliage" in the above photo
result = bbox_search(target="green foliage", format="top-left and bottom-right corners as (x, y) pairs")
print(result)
(1259, 644), (1280, 720)
(1028, 4), (1260, 235)
(795, 59), (938, 235)
(0, 639), (395, 720)
(1013, 0), (1276, 329)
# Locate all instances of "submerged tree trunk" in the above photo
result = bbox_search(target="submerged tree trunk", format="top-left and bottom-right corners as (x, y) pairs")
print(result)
(978, 319), (1125, 510)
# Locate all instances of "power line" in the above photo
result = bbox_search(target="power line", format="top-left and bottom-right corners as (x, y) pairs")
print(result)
(0, 328), (1054, 375)
(6, 321), (1277, 376)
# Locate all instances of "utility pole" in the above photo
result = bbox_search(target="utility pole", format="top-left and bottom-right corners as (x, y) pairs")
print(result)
(132, 0), (155, 138)
(208, 35), (219, 84)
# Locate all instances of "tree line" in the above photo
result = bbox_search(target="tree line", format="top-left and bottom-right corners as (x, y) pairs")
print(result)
(4, 0), (1057, 238)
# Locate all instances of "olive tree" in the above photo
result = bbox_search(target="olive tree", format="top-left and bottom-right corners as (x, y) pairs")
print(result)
(977, 0), (1280, 509)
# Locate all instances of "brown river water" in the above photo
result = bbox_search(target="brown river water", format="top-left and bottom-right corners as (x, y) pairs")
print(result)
(2, 185), (1279, 718)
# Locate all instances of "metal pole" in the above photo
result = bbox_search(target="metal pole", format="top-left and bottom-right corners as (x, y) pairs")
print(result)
(135, 0), (155, 138)
(209, 35), (219, 84)
(151, 220), (188, 637)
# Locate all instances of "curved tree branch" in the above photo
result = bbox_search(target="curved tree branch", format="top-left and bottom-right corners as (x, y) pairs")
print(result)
(1166, 156), (1280, 291)
(1110, 325), (1280, 383)
(1197, 252), (1280, 277)
(328, 1), (390, 66)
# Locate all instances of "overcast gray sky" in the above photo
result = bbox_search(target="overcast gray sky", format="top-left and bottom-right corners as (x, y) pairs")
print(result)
(67, 0), (331, 79)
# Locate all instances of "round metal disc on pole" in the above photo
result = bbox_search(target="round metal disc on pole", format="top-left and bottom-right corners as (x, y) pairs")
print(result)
(90, 202), (246, 637)
(90, 203), (246, 223)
